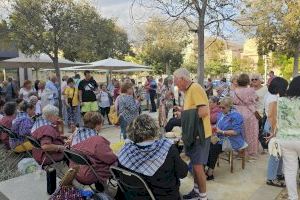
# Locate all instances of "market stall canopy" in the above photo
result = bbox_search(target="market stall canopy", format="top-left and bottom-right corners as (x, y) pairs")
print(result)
(68, 57), (150, 70)
(0, 53), (87, 68)
(41, 67), (152, 73)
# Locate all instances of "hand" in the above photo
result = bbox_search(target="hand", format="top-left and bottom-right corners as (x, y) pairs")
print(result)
(265, 133), (275, 143)
(173, 106), (182, 112)
(174, 111), (181, 118)
(216, 128), (223, 134)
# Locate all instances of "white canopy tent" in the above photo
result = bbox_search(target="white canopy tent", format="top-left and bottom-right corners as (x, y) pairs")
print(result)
(0, 53), (86, 68)
(0, 53), (87, 80)
(65, 57), (152, 82)
(67, 57), (150, 71)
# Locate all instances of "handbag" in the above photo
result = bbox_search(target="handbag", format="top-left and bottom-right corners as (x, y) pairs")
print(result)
(108, 105), (119, 125)
(222, 137), (233, 152)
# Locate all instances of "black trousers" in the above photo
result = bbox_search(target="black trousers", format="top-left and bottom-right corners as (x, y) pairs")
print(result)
(165, 117), (181, 132)
(207, 143), (223, 169)
(149, 90), (157, 112)
(100, 107), (111, 124)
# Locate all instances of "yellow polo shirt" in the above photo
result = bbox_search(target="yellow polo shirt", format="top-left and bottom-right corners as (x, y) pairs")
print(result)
(183, 83), (212, 138)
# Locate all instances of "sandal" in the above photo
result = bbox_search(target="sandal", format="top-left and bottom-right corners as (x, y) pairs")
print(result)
(266, 179), (286, 187)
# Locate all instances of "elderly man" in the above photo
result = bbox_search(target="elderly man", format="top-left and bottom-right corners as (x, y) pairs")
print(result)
(31, 105), (65, 165)
(173, 68), (211, 200)
(45, 75), (59, 106)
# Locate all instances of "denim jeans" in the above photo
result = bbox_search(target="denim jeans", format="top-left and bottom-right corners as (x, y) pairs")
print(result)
(267, 155), (283, 180)
(119, 116), (128, 139)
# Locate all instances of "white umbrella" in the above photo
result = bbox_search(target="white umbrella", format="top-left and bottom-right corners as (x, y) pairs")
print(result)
(41, 68), (152, 72)
(68, 57), (150, 70)
(0, 53), (87, 68)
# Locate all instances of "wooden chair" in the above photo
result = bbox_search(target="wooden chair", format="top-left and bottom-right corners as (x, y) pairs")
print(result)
(217, 145), (247, 173)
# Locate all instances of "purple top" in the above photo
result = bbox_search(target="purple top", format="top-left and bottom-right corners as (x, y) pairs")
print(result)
(10, 112), (34, 149)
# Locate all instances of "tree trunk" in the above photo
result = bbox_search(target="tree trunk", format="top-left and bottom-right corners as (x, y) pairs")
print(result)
(197, 20), (205, 86)
(53, 56), (62, 117)
(293, 43), (300, 78)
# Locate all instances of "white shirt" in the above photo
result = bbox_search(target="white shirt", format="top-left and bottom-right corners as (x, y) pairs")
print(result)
(19, 88), (34, 102)
(264, 92), (278, 116)
(255, 86), (268, 116)
(98, 91), (111, 108)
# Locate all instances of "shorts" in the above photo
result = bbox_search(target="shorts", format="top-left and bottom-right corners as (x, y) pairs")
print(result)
(81, 101), (98, 113)
(144, 93), (150, 101)
(186, 137), (211, 165)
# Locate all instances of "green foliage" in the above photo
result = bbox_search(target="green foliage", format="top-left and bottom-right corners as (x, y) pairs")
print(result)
(257, 56), (265, 74)
(137, 17), (188, 75)
(8, 0), (130, 63)
(250, 0), (300, 77)
(0, 20), (12, 51)
(272, 53), (294, 80)
(230, 57), (254, 74)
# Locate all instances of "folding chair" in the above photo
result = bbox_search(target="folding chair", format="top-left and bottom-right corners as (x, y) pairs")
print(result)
(0, 126), (32, 168)
(110, 166), (156, 200)
(63, 149), (105, 192)
(26, 135), (59, 165)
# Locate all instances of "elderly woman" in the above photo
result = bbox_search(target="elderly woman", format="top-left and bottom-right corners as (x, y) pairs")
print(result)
(232, 73), (259, 158)
(70, 112), (117, 191)
(31, 105), (65, 165)
(10, 102), (35, 152)
(0, 102), (17, 149)
(209, 96), (221, 125)
(19, 80), (35, 102)
(206, 97), (247, 180)
(117, 82), (141, 139)
(116, 114), (188, 200)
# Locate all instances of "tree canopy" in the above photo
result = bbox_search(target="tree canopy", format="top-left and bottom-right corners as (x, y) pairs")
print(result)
(248, 0), (300, 78)
(137, 18), (189, 75)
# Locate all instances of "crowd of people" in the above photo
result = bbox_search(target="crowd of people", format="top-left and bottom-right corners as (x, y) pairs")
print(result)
(0, 68), (299, 200)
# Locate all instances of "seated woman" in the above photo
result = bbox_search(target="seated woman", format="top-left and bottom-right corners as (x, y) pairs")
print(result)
(117, 114), (188, 200)
(70, 112), (117, 191)
(0, 102), (17, 149)
(206, 97), (247, 180)
(31, 105), (65, 165)
(10, 101), (35, 152)
(209, 96), (221, 125)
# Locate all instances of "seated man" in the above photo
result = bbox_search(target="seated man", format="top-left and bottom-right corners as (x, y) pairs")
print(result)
(0, 102), (17, 149)
(70, 112), (117, 191)
(117, 114), (188, 200)
(206, 97), (247, 180)
(31, 105), (65, 165)
(10, 101), (35, 152)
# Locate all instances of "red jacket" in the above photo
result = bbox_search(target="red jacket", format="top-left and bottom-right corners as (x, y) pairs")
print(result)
(71, 136), (117, 185)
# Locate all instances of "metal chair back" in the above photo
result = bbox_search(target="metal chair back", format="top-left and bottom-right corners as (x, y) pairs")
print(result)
(110, 166), (156, 200)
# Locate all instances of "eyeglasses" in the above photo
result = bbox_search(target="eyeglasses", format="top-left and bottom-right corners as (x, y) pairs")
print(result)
(251, 78), (258, 81)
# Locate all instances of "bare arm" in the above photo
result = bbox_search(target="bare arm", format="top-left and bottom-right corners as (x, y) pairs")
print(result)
(78, 90), (82, 103)
(41, 144), (64, 152)
(268, 102), (277, 134)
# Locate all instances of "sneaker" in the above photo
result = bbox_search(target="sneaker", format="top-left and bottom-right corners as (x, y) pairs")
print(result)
(183, 189), (200, 200)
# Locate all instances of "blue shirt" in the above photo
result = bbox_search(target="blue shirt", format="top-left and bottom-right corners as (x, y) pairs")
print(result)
(216, 109), (245, 150)
(45, 80), (59, 100)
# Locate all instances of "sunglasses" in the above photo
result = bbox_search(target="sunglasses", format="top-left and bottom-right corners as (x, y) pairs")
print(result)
(251, 78), (259, 81)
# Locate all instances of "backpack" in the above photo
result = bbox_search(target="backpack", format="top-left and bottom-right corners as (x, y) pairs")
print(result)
(108, 105), (119, 125)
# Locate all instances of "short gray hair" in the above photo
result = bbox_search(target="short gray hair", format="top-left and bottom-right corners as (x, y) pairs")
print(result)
(173, 68), (191, 81)
(127, 114), (159, 143)
(42, 105), (59, 119)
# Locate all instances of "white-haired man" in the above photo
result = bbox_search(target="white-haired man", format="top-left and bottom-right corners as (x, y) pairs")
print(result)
(173, 68), (211, 200)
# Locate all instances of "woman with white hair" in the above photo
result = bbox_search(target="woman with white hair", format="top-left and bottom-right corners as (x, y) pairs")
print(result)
(116, 114), (188, 200)
(31, 105), (65, 165)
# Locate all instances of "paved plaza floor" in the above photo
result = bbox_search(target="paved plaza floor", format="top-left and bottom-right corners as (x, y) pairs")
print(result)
(0, 111), (289, 200)
(100, 120), (282, 200)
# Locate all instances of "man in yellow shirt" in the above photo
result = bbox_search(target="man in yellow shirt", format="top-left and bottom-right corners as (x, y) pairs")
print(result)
(173, 68), (211, 200)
